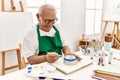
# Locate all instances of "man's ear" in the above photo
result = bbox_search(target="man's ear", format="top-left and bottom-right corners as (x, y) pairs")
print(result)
(36, 14), (40, 21)
(36, 14), (43, 24)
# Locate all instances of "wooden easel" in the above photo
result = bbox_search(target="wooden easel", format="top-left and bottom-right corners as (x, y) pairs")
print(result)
(1, 0), (24, 12)
(100, 20), (120, 49)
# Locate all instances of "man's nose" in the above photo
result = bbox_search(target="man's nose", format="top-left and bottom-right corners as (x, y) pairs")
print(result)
(48, 21), (54, 25)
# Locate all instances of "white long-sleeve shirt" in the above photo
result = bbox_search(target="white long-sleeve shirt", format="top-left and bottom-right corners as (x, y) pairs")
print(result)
(22, 23), (68, 58)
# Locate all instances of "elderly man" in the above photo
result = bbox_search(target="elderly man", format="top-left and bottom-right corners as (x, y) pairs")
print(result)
(22, 4), (81, 64)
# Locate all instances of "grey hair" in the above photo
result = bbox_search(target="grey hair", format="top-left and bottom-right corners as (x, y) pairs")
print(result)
(38, 4), (56, 15)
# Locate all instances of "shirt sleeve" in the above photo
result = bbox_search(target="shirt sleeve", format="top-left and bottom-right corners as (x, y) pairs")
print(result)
(22, 26), (38, 58)
(54, 23), (69, 46)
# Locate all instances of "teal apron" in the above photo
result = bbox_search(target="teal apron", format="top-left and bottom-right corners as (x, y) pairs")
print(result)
(36, 24), (62, 55)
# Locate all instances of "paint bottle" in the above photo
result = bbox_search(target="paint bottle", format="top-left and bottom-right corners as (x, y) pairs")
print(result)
(27, 65), (32, 73)
(108, 51), (113, 64)
(104, 34), (112, 51)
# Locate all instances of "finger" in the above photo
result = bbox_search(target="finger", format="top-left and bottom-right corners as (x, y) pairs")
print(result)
(74, 54), (82, 61)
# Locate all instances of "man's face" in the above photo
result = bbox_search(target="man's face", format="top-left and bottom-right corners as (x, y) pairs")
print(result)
(38, 9), (57, 32)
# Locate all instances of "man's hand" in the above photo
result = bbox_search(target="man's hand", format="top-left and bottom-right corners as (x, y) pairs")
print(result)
(46, 52), (59, 63)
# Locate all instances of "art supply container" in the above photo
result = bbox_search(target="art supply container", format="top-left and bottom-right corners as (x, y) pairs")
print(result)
(104, 34), (112, 51)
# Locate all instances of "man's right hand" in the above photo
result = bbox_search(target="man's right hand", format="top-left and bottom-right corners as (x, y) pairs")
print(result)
(46, 52), (59, 63)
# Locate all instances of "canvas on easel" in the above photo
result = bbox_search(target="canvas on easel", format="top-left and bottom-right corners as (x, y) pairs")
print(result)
(0, 12), (33, 51)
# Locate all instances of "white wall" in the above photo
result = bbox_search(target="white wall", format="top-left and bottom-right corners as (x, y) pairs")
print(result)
(61, 0), (85, 51)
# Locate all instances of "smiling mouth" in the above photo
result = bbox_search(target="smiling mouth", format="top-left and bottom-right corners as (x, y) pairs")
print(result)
(45, 25), (52, 29)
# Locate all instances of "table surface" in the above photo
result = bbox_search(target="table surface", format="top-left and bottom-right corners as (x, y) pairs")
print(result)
(0, 49), (120, 80)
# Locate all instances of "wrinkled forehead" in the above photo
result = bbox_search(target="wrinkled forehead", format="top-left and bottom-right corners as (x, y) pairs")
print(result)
(41, 8), (56, 19)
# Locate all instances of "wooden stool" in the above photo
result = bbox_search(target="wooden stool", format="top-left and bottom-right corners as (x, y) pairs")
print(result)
(1, 44), (24, 75)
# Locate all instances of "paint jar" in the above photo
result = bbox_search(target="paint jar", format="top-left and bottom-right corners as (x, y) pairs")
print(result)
(104, 34), (112, 51)
(27, 65), (32, 73)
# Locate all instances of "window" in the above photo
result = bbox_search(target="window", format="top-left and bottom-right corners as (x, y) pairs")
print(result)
(26, 0), (61, 25)
(85, 0), (103, 35)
